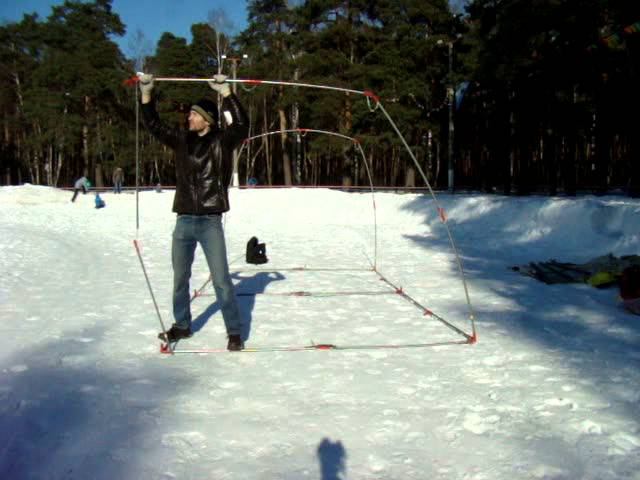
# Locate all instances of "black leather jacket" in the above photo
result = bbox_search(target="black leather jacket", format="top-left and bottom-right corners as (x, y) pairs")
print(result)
(141, 94), (249, 214)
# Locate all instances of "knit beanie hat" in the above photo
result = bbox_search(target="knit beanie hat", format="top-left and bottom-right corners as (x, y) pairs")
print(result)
(191, 98), (218, 125)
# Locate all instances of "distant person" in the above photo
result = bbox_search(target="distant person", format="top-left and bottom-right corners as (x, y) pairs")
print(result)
(71, 176), (91, 202)
(139, 72), (249, 351)
(94, 193), (106, 209)
(112, 167), (124, 194)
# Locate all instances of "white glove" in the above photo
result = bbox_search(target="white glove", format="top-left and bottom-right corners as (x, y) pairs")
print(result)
(208, 74), (231, 97)
(138, 73), (155, 96)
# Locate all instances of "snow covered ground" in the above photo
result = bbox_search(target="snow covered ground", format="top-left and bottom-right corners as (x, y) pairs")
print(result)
(1, 184), (639, 479)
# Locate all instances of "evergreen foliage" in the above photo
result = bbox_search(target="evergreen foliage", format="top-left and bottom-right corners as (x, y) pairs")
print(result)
(0, 0), (637, 195)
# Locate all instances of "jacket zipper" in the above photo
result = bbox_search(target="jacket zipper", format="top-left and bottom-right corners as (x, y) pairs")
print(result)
(193, 168), (200, 214)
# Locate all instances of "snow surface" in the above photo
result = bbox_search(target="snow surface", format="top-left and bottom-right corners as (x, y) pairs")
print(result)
(1, 184), (639, 479)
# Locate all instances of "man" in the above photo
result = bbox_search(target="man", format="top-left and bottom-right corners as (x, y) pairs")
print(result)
(71, 176), (90, 202)
(139, 73), (248, 351)
(112, 167), (124, 193)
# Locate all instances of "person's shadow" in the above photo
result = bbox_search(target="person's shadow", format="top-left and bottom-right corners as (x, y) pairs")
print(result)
(317, 438), (347, 480)
(191, 270), (285, 342)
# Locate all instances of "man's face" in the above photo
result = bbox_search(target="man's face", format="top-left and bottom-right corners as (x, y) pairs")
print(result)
(188, 110), (210, 133)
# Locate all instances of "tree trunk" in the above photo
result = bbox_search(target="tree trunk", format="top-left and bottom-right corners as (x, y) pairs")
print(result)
(488, 93), (511, 195)
(83, 95), (91, 178)
(264, 95), (272, 185)
(341, 145), (352, 187)
(354, 148), (359, 187)
(11, 45), (25, 120)
(593, 76), (612, 195)
(341, 95), (353, 186)
(629, 131), (640, 197)
(435, 142), (441, 189)
(21, 132), (34, 184)
(95, 163), (104, 189)
(54, 102), (68, 188)
(627, 38), (640, 197)
(33, 122), (44, 185)
(95, 113), (105, 188)
(278, 106), (292, 186)
(545, 127), (557, 196)
(3, 115), (9, 145)
(55, 149), (64, 188)
(33, 149), (41, 185)
(292, 66), (301, 184)
(244, 102), (254, 184)
(47, 144), (54, 186)
(312, 152), (319, 186)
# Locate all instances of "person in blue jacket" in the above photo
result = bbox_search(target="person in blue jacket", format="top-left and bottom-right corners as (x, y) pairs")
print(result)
(94, 193), (106, 209)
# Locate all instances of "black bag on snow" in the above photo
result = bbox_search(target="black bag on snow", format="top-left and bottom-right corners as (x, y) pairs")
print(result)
(620, 265), (640, 300)
(246, 236), (268, 265)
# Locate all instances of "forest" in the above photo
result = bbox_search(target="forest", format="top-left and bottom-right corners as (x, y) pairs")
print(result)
(0, 0), (638, 196)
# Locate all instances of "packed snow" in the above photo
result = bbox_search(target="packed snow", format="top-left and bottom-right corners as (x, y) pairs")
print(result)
(1, 184), (639, 479)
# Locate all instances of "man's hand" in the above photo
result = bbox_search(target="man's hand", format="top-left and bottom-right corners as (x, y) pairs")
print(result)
(138, 73), (154, 103)
(208, 74), (231, 97)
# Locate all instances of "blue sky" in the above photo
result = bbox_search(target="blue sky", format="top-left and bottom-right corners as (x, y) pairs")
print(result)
(1, 0), (468, 58)
(0, 0), (249, 56)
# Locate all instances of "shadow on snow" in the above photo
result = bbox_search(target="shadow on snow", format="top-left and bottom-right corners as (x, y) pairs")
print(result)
(191, 270), (286, 342)
(399, 193), (640, 422)
(0, 332), (195, 479)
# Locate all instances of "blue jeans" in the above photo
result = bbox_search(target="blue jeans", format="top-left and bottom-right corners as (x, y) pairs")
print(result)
(172, 214), (241, 335)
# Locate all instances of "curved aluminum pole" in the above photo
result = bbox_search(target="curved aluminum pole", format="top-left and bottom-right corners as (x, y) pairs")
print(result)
(354, 142), (377, 270)
(375, 102), (477, 339)
(244, 128), (358, 144)
(152, 77), (373, 99)
(237, 128), (378, 269)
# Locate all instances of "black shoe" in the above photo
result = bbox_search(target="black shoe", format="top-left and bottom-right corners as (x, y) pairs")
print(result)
(158, 325), (192, 343)
(227, 334), (244, 351)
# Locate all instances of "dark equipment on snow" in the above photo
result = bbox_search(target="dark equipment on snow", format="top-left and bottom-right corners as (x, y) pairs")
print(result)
(620, 265), (640, 300)
(246, 236), (268, 264)
(512, 254), (640, 286)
